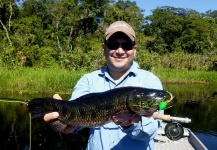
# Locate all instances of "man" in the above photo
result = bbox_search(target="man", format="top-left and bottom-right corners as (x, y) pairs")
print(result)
(44, 21), (163, 150)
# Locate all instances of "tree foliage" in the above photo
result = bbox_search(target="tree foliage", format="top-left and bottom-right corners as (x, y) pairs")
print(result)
(144, 6), (217, 54)
(0, 1), (217, 71)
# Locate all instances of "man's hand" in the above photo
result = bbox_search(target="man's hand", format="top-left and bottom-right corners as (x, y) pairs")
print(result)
(43, 94), (76, 134)
(111, 110), (141, 127)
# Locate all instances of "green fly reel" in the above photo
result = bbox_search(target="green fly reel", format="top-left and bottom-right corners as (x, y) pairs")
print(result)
(164, 122), (184, 141)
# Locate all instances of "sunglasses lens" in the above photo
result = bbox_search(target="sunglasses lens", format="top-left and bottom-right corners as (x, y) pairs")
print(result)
(106, 42), (134, 50)
(122, 42), (133, 50)
(106, 42), (119, 50)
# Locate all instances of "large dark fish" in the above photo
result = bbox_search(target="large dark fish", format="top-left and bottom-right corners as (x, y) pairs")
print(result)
(28, 87), (177, 129)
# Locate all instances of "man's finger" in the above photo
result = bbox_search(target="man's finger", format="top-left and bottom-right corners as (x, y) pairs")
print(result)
(63, 126), (76, 134)
(114, 114), (132, 122)
(53, 94), (62, 100)
(111, 115), (122, 125)
(44, 112), (59, 122)
(131, 114), (141, 123)
(121, 120), (131, 126)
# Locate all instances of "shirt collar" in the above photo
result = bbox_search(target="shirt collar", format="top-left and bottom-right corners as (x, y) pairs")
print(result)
(99, 61), (139, 78)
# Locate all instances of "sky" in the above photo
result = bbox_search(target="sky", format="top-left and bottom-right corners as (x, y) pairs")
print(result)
(133, 0), (217, 16)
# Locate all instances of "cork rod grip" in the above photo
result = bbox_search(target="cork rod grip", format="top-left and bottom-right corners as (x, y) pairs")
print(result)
(152, 114), (171, 121)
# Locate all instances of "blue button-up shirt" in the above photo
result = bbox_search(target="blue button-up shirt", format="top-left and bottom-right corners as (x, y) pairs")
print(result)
(70, 61), (163, 150)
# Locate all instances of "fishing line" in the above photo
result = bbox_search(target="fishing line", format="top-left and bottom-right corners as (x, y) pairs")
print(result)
(0, 98), (31, 150)
(29, 112), (32, 150)
(0, 97), (28, 105)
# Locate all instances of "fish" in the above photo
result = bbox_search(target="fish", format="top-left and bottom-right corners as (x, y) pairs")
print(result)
(28, 86), (177, 130)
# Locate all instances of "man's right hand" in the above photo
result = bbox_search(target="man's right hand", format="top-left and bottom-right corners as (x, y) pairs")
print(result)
(43, 94), (76, 134)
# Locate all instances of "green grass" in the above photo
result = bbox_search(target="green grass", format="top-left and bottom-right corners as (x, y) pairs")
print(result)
(153, 67), (217, 85)
(0, 67), (85, 95)
(0, 67), (216, 95)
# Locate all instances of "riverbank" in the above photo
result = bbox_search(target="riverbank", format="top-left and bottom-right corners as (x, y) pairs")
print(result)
(0, 67), (216, 95)
(154, 67), (217, 85)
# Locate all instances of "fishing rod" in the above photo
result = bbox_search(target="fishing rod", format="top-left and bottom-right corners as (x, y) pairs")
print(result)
(153, 114), (192, 141)
(153, 114), (192, 123)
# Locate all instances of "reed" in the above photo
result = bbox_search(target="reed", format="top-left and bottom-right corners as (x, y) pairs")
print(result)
(0, 67), (216, 95)
(153, 67), (217, 85)
(0, 67), (85, 95)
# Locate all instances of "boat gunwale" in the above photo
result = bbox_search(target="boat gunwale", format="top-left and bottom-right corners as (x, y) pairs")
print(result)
(187, 128), (208, 150)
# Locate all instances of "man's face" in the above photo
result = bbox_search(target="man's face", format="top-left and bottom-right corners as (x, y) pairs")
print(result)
(103, 33), (137, 73)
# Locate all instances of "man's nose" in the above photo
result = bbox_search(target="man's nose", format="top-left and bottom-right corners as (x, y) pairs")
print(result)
(115, 45), (125, 53)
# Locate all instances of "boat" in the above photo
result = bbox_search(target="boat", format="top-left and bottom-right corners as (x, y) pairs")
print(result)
(154, 121), (208, 150)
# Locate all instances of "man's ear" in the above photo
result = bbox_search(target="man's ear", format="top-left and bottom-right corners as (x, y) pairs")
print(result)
(134, 45), (137, 57)
(102, 43), (106, 54)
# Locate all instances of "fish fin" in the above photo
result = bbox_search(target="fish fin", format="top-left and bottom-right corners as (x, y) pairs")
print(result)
(28, 98), (51, 118)
(49, 119), (68, 132)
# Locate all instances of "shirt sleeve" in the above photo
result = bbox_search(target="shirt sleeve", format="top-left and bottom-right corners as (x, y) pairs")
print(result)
(69, 74), (91, 100)
(142, 71), (163, 90)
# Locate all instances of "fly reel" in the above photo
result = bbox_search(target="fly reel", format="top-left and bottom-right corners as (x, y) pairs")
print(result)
(164, 122), (184, 141)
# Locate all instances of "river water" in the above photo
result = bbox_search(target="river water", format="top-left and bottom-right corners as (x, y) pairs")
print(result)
(0, 84), (216, 150)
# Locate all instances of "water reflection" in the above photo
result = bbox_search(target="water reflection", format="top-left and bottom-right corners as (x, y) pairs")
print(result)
(0, 102), (29, 149)
(0, 101), (89, 150)
(164, 84), (217, 150)
(0, 85), (217, 149)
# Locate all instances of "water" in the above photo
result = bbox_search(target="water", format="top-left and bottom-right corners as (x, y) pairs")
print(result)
(164, 84), (217, 150)
(0, 85), (217, 150)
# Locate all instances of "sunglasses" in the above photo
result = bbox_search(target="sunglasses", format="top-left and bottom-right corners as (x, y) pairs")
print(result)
(105, 41), (135, 51)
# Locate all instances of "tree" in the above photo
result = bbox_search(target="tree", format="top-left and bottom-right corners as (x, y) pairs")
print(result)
(144, 6), (217, 54)
(0, 0), (20, 45)
(180, 17), (217, 53)
(144, 7), (185, 53)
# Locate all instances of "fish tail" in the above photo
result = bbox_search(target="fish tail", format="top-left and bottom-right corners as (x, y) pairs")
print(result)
(28, 98), (50, 118)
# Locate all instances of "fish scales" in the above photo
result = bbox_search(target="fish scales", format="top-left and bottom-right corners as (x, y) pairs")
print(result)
(61, 89), (129, 127)
(28, 87), (177, 129)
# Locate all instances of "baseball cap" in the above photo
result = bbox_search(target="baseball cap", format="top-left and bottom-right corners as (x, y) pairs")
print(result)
(105, 21), (135, 41)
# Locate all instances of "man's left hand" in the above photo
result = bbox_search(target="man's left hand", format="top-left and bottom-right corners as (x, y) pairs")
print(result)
(111, 110), (141, 127)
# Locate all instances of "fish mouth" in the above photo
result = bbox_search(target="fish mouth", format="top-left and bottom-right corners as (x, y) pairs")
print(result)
(135, 106), (158, 116)
(166, 97), (177, 109)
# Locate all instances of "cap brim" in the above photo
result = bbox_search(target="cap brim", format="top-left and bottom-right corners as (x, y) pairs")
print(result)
(105, 28), (135, 41)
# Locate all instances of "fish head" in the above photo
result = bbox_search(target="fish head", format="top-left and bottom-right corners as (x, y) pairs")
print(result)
(127, 89), (177, 116)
